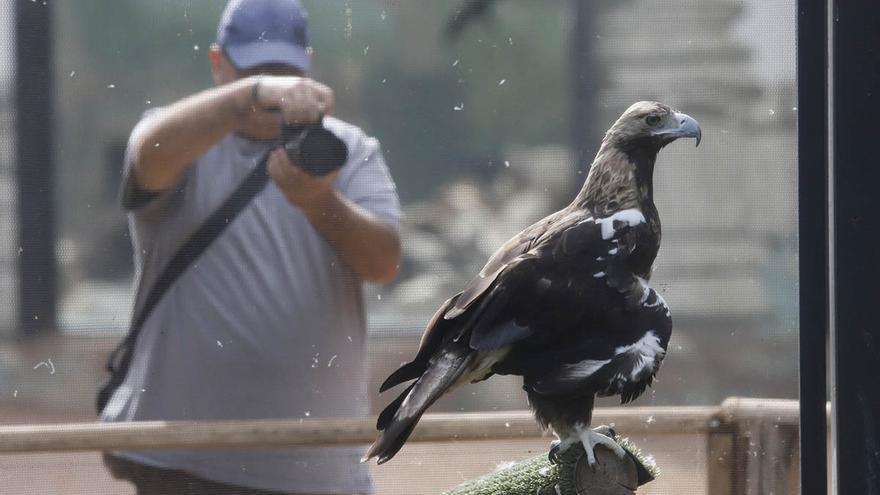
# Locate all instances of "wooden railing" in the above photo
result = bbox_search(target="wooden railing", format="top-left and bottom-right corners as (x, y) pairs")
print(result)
(0, 397), (807, 494)
(706, 397), (804, 495)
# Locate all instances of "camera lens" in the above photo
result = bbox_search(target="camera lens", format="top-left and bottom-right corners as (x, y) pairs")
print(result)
(281, 123), (348, 176)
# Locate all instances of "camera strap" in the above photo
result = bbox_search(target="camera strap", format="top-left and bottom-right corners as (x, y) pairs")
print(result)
(98, 152), (270, 413)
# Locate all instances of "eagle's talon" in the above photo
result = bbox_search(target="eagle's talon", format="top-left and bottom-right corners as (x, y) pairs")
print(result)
(598, 425), (617, 438)
(578, 427), (627, 466)
(548, 440), (563, 464)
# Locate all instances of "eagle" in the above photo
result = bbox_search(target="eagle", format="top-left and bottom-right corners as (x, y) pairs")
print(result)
(364, 101), (701, 466)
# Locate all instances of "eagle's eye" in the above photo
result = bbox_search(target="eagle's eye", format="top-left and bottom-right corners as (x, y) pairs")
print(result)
(645, 115), (661, 126)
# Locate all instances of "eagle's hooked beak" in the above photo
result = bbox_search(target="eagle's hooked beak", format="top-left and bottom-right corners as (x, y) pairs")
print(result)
(654, 112), (702, 147)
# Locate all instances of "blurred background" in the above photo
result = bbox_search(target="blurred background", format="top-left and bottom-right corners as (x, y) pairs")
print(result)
(0, 0), (797, 492)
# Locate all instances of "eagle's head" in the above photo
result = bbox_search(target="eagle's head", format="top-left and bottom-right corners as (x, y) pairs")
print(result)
(576, 101), (702, 213)
(606, 101), (701, 151)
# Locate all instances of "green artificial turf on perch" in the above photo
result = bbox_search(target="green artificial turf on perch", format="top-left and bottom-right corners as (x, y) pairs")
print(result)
(442, 428), (658, 495)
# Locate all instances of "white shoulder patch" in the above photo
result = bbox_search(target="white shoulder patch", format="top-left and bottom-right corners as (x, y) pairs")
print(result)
(596, 208), (645, 240)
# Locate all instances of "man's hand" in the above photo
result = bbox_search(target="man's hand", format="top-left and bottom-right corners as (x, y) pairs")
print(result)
(235, 76), (334, 140)
(266, 146), (400, 283)
(245, 76), (335, 127)
(266, 147), (339, 212)
(129, 76), (336, 192)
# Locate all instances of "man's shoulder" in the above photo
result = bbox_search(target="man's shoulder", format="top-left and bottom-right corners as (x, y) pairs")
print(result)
(134, 106), (165, 126)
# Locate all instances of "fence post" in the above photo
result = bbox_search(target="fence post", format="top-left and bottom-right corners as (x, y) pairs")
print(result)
(708, 397), (800, 495)
(706, 416), (735, 495)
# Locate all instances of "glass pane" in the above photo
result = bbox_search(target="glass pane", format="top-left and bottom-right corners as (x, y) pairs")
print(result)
(0, 1), (798, 494)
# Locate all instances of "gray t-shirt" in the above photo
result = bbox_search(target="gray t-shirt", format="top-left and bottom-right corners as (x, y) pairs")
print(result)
(100, 114), (399, 494)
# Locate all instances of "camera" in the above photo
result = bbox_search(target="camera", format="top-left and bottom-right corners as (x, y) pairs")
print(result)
(280, 121), (348, 176)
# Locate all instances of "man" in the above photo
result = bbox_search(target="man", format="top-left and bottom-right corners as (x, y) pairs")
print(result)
(99, 0), (401, 493)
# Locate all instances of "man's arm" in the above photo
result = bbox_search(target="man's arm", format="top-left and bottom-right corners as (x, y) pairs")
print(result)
(129, 78), (255, 191)
(267, 148), (401, 283)
(129, 76), (333, 192)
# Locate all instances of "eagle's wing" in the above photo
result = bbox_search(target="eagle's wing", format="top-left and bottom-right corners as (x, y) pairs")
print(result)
(443, 208), (587, 320)
(379, 294), (461, 392)
(379, 208), (649, 392)
(461, 207), (651, 352)
(379, 209), (591, 393)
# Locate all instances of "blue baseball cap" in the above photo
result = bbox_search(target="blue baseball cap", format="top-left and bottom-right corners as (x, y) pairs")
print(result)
(217, 0), (311, 72)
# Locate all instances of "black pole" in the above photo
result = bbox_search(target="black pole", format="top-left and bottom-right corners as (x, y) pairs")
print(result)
(571, 0), (596, 179)
(797, 1), (828, 493)
(15, 0), (56, 336)
(831, 0), (880, 492)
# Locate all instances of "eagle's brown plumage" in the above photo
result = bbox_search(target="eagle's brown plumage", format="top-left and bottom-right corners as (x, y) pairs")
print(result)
(365, 101), (701, 465)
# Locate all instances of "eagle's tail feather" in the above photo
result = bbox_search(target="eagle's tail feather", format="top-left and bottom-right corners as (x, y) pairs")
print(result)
(376, 382), (415, 430)
(379, 362), (423, 393)
(364, 411), (420, 465)
(365, 342), (475, 464)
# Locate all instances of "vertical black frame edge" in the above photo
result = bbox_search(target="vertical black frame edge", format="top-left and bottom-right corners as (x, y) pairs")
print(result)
(831, 0), (880, 493)
(797, 0), (828, 493)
